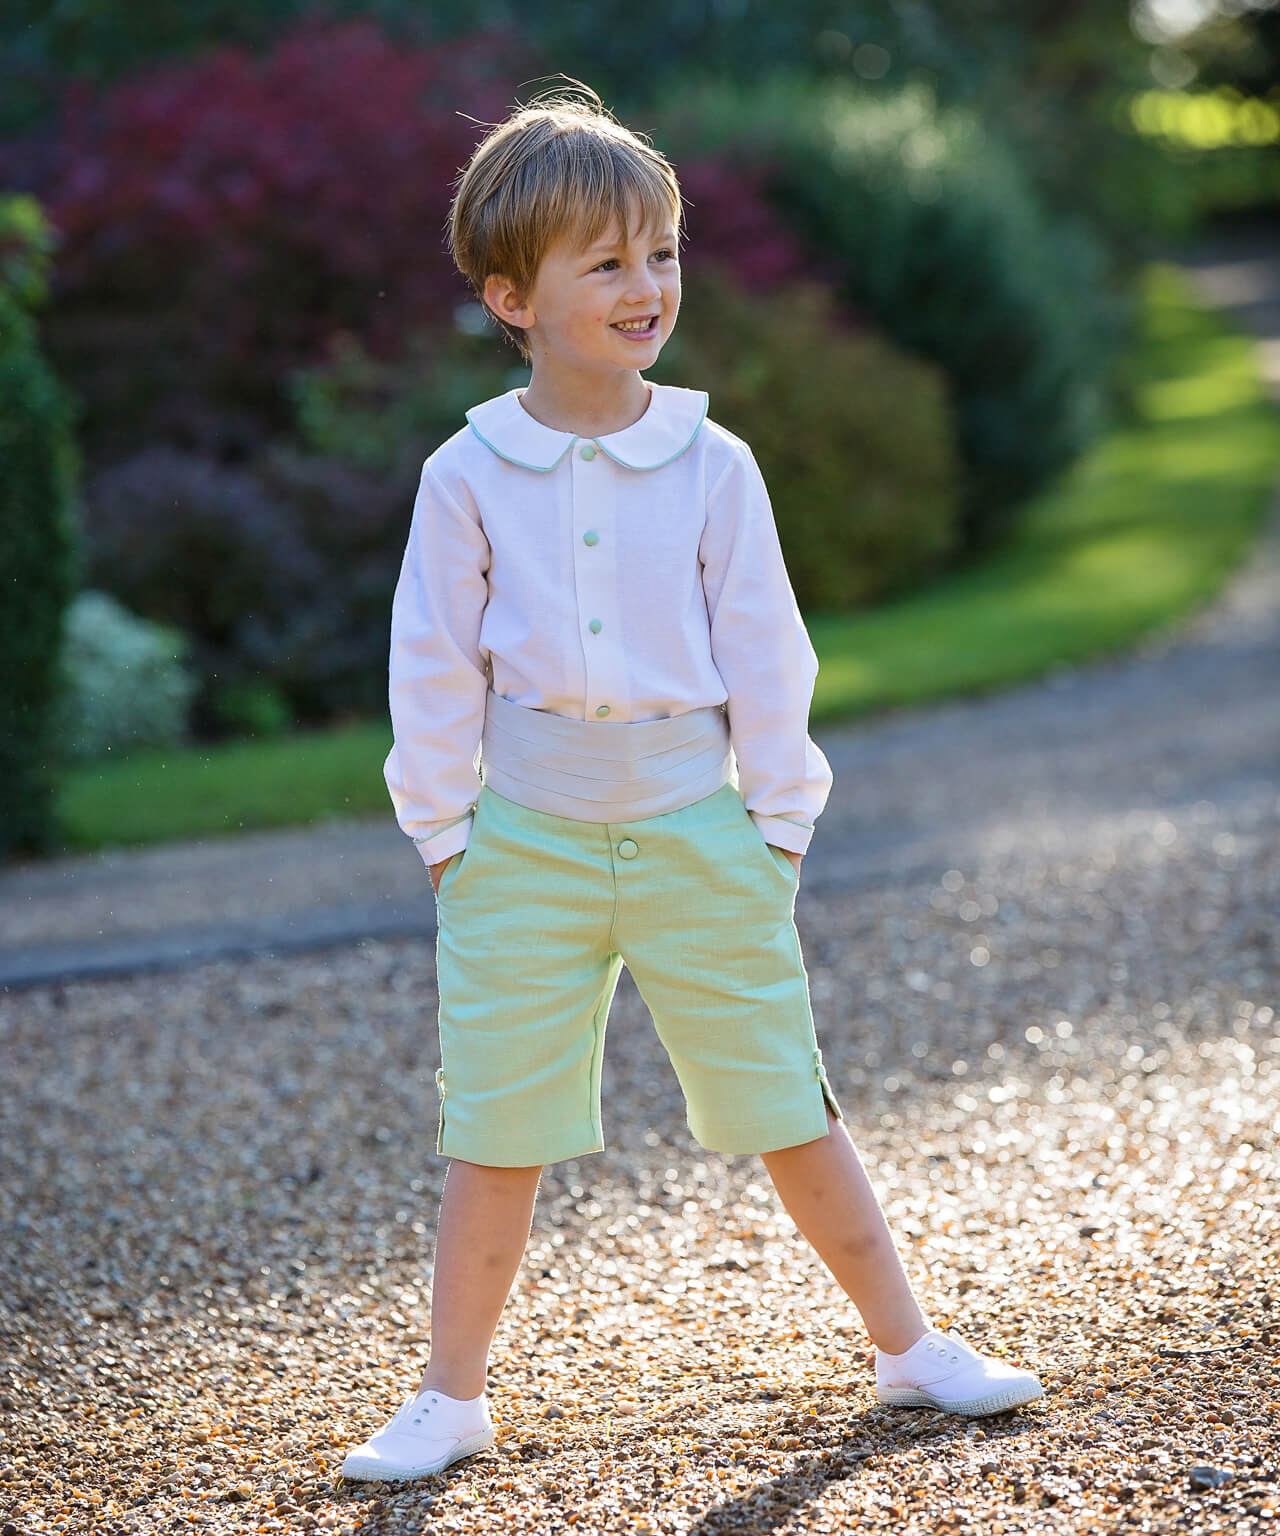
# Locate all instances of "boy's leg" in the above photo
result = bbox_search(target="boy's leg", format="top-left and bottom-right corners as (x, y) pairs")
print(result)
(759, 1107), (932, 1355)
(418, 1157), (544, 1399)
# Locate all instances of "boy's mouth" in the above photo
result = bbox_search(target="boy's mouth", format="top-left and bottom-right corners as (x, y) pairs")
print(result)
(611, 314), (659, 338)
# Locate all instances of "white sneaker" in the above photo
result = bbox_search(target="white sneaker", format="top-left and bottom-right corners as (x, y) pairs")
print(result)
(875, 1327), (1044, 1416)
(340, 1386), (495, 1482)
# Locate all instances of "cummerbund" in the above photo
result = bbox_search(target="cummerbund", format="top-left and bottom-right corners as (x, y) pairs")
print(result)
(479, 687), (734, 822)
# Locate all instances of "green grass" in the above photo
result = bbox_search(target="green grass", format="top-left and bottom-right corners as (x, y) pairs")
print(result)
(55, 262), (1280, 853)
(807, 262), (1280, 721)
(58, 718), (397, 850)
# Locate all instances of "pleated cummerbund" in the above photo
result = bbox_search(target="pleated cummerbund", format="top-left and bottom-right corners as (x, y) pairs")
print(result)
(479, 687), (734, 822)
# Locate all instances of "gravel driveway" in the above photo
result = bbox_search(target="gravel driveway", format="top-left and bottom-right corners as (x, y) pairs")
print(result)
(1, 242), (1277, 1534)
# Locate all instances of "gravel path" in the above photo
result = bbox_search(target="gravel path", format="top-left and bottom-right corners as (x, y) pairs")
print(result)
(1, 239), (1277, 1534)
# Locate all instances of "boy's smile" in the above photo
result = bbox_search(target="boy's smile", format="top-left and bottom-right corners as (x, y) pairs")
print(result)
(610, 313), (661, 340)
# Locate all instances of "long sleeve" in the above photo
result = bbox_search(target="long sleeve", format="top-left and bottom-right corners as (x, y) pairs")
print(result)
(698, 442), (833, 855)
(382, 461), (491, 867)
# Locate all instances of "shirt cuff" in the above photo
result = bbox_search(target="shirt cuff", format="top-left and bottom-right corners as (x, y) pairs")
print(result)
(750, 812), (814, 856)
(413, 815), (473, 868)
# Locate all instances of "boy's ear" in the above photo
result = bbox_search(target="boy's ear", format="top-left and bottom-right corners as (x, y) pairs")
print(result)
(483, 274), (534, 332)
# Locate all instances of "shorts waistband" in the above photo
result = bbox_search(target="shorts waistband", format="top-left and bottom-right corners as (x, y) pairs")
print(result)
(480, 688), (734, 822)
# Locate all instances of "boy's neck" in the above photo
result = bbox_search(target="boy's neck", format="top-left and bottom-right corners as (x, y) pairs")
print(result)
(517, 370), (653, 440)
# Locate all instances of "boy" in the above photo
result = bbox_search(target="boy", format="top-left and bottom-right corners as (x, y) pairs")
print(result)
(342, 83), (1043, 1485)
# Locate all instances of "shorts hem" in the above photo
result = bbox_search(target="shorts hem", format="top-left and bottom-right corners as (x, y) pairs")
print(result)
(690, 1103), (836, 1157)
(437, 1127), (606, 1168)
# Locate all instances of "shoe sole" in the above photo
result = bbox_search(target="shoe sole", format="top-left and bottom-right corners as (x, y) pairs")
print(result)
(877, 1382), (1044, 1416)
(340, 1426), (496, 1483)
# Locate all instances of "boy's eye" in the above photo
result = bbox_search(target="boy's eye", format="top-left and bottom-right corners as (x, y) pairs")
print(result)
(592, 249), (678, 272)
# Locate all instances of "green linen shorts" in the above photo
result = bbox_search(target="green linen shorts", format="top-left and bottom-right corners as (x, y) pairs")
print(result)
(431, 779), (844, 1167)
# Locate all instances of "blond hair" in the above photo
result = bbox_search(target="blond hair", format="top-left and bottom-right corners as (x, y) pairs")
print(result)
(447, 80), (682, 361)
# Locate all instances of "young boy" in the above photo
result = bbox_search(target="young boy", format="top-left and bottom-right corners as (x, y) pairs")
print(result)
(341, 84), (1043, 1484)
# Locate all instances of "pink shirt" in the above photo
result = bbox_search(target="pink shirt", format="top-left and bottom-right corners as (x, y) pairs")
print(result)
(383, 380), (833, 866)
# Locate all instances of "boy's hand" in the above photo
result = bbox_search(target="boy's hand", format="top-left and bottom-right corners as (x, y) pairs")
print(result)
(428, 853), (460, 894)
(770, 845), (803, 876)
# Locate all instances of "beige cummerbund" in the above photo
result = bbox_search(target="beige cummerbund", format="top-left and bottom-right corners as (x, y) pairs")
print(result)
(480, 688), (734, 822)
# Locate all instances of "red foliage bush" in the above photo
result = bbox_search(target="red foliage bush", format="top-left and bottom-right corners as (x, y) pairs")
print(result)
(676, 155), (830, 295)
(7, 20), (520, 451)
(3, 21), (834, 458)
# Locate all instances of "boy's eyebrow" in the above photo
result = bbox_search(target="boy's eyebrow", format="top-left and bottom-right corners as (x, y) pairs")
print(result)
(582, 228), (678, 254)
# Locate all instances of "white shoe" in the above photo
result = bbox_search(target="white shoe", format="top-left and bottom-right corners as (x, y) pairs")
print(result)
(875, 1327), (1044, 1416)
(340, 1386), (495, 1482)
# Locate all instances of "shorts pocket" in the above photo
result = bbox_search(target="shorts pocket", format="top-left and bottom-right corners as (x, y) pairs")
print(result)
(749, 832), (798, 896)
(435, 849), (466, 900)
(766, 842), (801, 887)
(731, 797), (801, 891)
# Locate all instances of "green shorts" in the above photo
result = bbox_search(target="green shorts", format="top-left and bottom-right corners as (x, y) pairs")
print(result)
(431, 779), (844, 1166)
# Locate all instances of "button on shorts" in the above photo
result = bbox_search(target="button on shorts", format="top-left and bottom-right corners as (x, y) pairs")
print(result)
(431, 779), (844, 1166)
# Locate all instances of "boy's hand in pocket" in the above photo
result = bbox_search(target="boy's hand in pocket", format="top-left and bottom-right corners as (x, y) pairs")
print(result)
(429, 853), (460, 894)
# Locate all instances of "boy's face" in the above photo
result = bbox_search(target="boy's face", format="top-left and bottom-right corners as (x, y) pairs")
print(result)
(492, 202), (681, 377)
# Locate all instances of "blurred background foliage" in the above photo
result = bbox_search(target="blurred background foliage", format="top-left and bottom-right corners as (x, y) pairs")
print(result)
(0, 194), (79, 857)
(1, 0), (1278, 853)
(647, 74), (1128, 552)
(6, 1), (1277, 239)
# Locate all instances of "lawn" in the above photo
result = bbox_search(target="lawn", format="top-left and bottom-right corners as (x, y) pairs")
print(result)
(806, 262), (1280, 720)
(56, 262), (1280, 852)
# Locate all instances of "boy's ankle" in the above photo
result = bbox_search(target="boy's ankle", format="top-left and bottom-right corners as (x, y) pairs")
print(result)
(417, 1371), (488, 1400)
(873, 1319), (936, 1357)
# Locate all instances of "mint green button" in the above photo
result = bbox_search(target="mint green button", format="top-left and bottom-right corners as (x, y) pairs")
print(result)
(588, 618), (602, 634)
(579, 443), (597, 460)
(617, 838), (639, 859)
(583, 530), (599, 546)
(595, 704), (611, 717)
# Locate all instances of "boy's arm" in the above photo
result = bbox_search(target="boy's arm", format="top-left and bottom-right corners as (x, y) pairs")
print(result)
(699, 443), (833, 856)
(382, 461), (491, 868)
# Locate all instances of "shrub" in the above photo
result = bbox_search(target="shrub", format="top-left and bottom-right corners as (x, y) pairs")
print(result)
(650, 268), (958, 610)
(52, 589), (197, 759)
(3, 20), (519, 460)
(650, 74), (1133, 553)
(252, 441), (416, 719)
(0, 193), (80, 860)
(675, 152), (834, 295)
(288, 322), (523, 479)
(81, 443), (411, 730)
(207, 680), (292, 739)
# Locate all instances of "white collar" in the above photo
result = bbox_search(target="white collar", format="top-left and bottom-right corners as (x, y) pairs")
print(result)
(465, 381), (708, 472)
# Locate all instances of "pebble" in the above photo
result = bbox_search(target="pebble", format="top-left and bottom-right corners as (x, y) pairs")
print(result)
(1189, 1466), (1233, 1490)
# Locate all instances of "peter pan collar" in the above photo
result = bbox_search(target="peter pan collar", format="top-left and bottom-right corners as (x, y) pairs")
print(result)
(465, 381), (708, 472)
